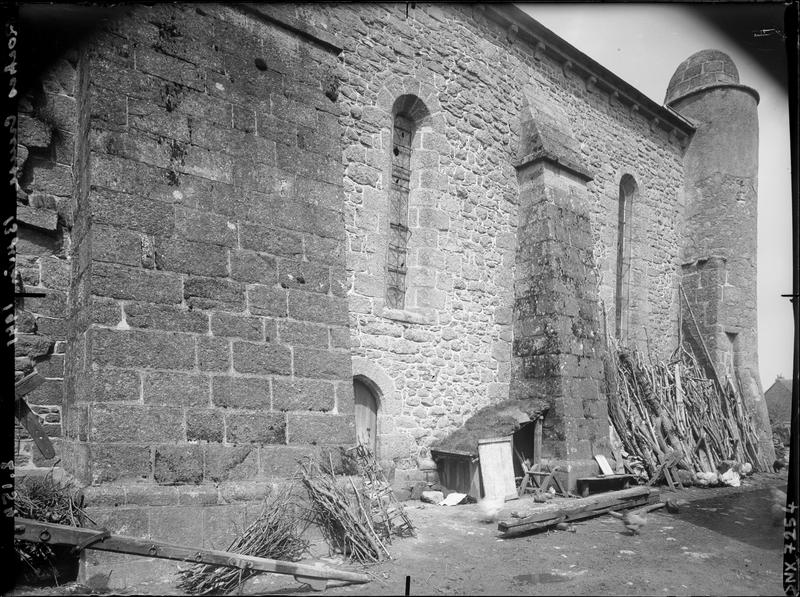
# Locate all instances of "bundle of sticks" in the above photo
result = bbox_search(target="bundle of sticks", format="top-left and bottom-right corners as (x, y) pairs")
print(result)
(606, 343), (771, 480)
(15, 472), (92, 581)
(177, 483), (310, 595)
(299, 456), (390, 563)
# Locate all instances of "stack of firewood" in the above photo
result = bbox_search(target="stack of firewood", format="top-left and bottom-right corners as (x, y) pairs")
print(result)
(606, 344), (771, 480)
(300, 456), (391, 563)
(178, 483), (310, 595)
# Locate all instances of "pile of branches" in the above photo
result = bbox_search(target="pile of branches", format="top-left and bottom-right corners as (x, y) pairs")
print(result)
(299, 456), (389, 564)
(606, 344), (771, 480)
(346, 444), (415, 541)
(177, 483), (310, 595)
(15, 472), (90, 582)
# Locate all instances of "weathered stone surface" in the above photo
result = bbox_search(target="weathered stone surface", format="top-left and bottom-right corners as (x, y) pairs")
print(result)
(142, 371), (210, 406)
(155, 238), (228, 277)
(17, 204), (59, 231)
(286, 413), (355, 445)
(90, 444), (152, 484)
(124, 302), (209, 334)
(287, 290), (348, 325)
(230, 250), (277, 284)
(272, 377), (335, 412)
(232, 341), (291, 375)
(196, 336), (230, 372)
(184, 276), (245, 311)
(186, 409), (224, 443)
(293, 347), (351, 380)
(19, 113), (53, 148)
(90, 403), (184, 443)
(91, 328), (196, 370)
(247, 285), (287, 317)
(278, 260), (330, 294)
(225, 412), (286, 444)
(154, 445), (204, 484)
(210, 312), (264, 341)
(92, 262), (182, 304)
(204, 445), (259, 482)
(212, 376), (271, 409)
(91, 368), (141, 402)
(15, 334), (54, 358)
(278, 320), (328, 348)
(90, 187), (175, 236)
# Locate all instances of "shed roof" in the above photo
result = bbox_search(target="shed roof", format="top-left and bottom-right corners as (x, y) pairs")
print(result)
(432, 399), (549, 457)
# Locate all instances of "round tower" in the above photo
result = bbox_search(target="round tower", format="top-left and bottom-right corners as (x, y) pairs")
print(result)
(667, 50), (775, 466)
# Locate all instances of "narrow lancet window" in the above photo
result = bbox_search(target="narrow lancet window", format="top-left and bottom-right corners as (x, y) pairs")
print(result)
(386, 114), (414, 309)
(615, 175), (636, 341)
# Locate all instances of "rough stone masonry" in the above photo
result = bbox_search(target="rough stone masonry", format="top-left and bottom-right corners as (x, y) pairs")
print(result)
(12, 4), (774, 584)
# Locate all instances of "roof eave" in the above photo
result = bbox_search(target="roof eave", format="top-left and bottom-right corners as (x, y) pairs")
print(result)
(484, 4), (696, 139)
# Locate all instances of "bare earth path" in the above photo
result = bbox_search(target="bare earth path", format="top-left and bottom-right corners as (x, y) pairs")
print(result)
(10, 472), (789, 596)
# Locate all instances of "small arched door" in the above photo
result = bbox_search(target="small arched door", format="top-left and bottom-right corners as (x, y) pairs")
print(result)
(353, 378), (378, 452)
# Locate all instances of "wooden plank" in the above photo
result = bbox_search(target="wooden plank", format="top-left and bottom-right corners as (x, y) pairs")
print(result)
(514, 447), (531, 497)
(594, 455), (615, 476)
(15, 519), (369, 585)
(431, 448), (476, 458)
(533, 418), (543, 466)
(609, 442), (624, 474)
(497, 486), (651, 531)
(14, 397), (55, 460)
(478, 437), (517, 501)
(502, 486), (650, 526)
(498, 492), (652, 536)
(15, 372), (46, 397)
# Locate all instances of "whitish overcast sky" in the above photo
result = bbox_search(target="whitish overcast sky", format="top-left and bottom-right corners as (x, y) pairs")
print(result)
(519, 3), (793, 389)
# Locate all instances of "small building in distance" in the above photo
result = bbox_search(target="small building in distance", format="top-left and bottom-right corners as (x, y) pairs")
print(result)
(765, 376), (793, 429)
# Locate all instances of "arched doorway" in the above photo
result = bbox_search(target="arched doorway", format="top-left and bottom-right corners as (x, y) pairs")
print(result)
(353, 378), (379, 452)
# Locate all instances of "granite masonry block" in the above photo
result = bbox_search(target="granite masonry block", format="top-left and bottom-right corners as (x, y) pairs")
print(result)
(186, 408), (225, 443)
(92, 262), (183, 304)
(225, 412), (286, 444)
(203, 444), (260, 482)
(231, 341), (291, 375)
(91, 328), (196, 370)
(286, 413), (355, 445)
(142, 371), (210, 406)
(154, 444), (204, 485)
(210, 312), (264, 341)
(293, 347), (351, 380)
(212, 376), (271, 409)
(90, 403), (184, 443)
(272, 377), (335, 412)
(90, 443), (152, 483)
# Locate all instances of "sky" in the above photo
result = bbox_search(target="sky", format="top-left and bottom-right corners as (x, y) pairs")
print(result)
(519, 2), (794, 390)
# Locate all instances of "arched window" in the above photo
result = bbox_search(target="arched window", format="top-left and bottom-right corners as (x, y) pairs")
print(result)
(615, 175), (636, 341)
(386, 95), (430, 310)
(386, 115), (413, 309)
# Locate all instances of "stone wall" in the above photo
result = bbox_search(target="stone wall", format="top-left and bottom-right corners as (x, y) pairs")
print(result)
(300, 3), (686, 475)
(14, 6), (360, 569)
(14, 45), (80, 470)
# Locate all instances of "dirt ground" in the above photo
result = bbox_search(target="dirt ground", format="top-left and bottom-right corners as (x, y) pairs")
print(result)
(10, 472), (790, 596)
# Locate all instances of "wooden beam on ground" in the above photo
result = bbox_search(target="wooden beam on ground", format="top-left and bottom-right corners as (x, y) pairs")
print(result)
(497, 486), (656, 536)
(15, 519), (370, 587)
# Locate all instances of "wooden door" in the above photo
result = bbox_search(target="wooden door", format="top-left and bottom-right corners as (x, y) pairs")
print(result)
(353, 379), (378, 452)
